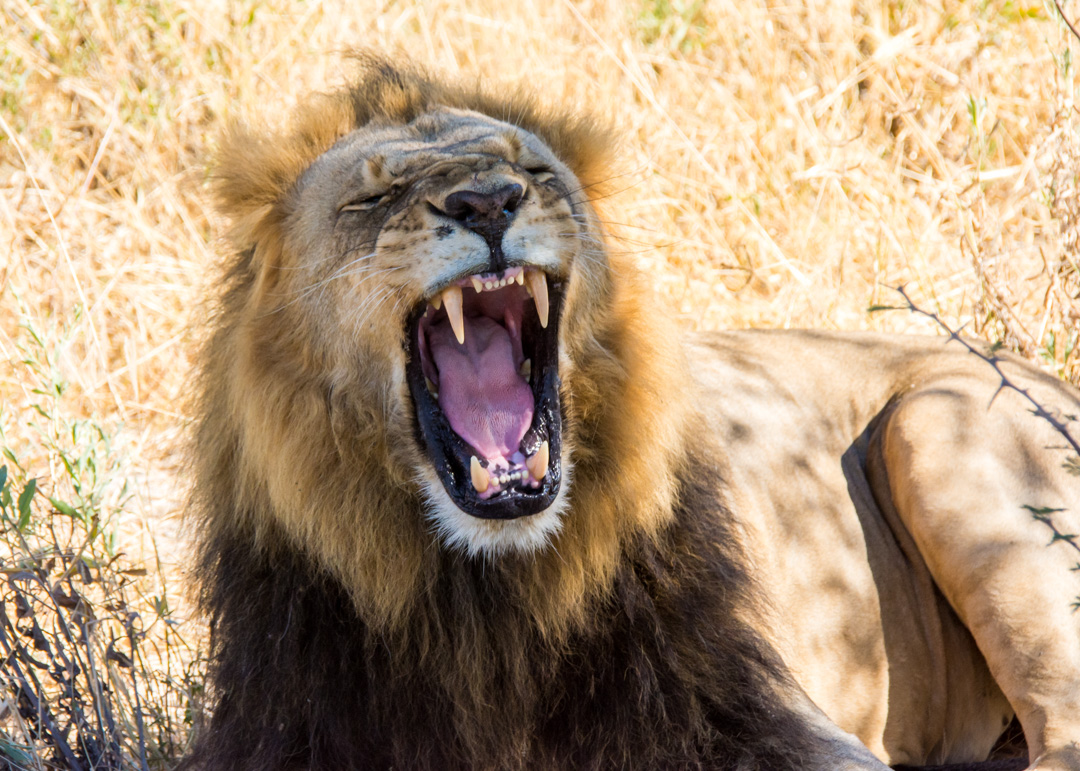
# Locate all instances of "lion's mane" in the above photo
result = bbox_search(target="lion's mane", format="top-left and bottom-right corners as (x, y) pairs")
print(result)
(185, 58), (819, 770)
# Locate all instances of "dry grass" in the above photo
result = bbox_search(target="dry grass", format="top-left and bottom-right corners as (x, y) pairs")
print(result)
(1, 0), (1078, 766)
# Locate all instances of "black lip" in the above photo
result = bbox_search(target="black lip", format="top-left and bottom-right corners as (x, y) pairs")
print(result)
(405, 275), (564, 520)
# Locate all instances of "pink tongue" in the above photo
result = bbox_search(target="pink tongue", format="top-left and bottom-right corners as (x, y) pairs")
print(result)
(428, 316), (534, 462)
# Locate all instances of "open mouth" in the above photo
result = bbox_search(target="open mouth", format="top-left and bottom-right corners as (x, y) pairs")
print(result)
(406, 266), (564, 520)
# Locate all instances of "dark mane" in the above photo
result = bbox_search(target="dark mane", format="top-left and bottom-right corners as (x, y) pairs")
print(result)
(184, 452), (817, 770)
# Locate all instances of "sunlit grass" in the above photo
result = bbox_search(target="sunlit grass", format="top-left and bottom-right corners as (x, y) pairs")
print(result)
(1, 0), (1077, 766)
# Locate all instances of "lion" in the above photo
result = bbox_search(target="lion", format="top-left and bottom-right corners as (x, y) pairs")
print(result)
(184, 57), (1080, 771)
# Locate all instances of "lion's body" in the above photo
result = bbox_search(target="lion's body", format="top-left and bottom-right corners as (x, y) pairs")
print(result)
(696, 330), (1080, 767)
(185, 60), (1080, 771)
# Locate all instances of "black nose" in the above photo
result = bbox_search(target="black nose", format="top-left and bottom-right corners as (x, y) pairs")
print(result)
(436, 183), (524, 273)
(442, 183), (524, 225)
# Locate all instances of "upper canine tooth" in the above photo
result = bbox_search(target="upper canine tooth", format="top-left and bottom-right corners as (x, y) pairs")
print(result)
(443, 286), (465, 344)
(526, 440), (549, 480)
(470, 456), (489, 493)
(526, 270), (549, 329)
(471, 277), (484, 293)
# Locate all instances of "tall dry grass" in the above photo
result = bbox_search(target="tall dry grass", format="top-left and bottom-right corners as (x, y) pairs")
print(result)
(1, 0), (1078, 766)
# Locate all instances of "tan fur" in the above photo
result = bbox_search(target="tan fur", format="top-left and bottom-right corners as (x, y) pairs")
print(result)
(692, 330), (1080, 769)
(195, 57), (1080, 770)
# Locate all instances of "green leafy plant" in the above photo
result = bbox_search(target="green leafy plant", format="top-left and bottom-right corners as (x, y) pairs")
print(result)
(635, 0), (708, 53)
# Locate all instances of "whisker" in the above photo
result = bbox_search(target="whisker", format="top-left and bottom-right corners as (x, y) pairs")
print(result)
(563, 165), (648, 198)
(327, 246), (380, 280)
(259, 256), (394, 317)
(266, 246), (378, 296)
(345, 286), (397, 334)
(316, 264), (406, 308)
(568, 212), (668, 236)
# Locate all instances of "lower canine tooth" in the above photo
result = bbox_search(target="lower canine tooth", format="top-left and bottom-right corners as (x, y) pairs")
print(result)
(443, 285), (465, 344)
(526, 440), (549, 481)
(519, 359), (531, 381)
(470, 456), (489, 493)
(425, 377), (439, 398)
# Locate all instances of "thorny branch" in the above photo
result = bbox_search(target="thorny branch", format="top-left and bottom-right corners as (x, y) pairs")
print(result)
(1051, 0), (1080, 46)
(876, 286), (1080, 610)
(888, 285), (1080, 458)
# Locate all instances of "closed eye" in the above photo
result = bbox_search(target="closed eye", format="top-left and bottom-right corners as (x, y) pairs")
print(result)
(525, 167), (555, 184)
(340, 194), (386, 213)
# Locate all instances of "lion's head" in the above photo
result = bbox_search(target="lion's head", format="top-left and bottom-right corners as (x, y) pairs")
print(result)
(197, 58), (691, 631)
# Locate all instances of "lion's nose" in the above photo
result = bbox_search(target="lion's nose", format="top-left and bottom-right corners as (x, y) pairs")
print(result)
(441, 183), (524, 226)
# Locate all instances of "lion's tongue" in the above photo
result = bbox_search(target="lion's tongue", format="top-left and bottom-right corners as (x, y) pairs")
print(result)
(428, 316), (533, 462)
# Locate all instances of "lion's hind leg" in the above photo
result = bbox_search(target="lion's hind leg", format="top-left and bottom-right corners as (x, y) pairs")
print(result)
(871, 363), (1080, 771)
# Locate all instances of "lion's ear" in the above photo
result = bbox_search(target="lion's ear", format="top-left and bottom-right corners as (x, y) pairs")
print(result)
(212, 93), (355, 249)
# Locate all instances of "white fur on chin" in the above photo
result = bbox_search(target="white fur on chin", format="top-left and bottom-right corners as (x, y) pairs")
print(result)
(417, 459), (573, 557)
